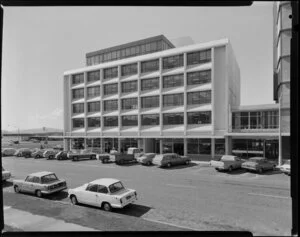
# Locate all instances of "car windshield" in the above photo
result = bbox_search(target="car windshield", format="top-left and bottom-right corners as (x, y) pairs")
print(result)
(109, 181), (125, 194)
(41, 174), (58, 184)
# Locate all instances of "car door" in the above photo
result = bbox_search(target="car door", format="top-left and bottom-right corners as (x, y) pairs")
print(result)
(81, 183), (98, 206)
(22, 176), (36, 193)
(172, 154), (181, 165)
(96, 185), (110, 207)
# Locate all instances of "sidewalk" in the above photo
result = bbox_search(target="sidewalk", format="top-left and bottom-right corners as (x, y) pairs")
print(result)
(4, 206), (98, 231)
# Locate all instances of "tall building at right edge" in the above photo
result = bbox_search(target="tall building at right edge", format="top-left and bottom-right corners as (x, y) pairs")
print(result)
(273, 1), (291, 164)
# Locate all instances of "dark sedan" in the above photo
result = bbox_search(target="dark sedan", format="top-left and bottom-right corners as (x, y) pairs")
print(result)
(241, 157), (276, 173)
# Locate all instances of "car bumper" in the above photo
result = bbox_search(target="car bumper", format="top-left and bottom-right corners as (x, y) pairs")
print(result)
(41, 186), (67, 195)
(111, 196), (138, 208)
(242, 166), (257, 171)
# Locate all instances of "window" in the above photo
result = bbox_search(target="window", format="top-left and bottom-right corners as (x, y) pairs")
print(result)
(73, 118), (84, 128)
(141, 59), (159, 73)
(250, 112), (261, 129)
(103, 67), (118, 79)
(25, 176), (35, 182)
(187, 49), (211, 66)
(163, 113), (184, 125)
(187, 91), (211, 105)
(141, 96), (159, 108)
(104, 100), (118, 111)
(141, 77), (159, 91)
(187, 139), (211, 154)
(87, 86), (100, 98)
(163, 74), (183, 88)
(98, 185), (108, 194)
(104, 83), (118, 95)
(121, 81), (137, 93)
(187, 70), (211, 85)
(122, 98), (138, 110)
(215, 139), (225, 155)
(122, 115), (138, 126)
(187, 111), (211, 124)
(163, 94), (184, 107)
(141, 114), (159, 126)
(240, 112), (249, 129)
(86, 184), (98, 192)
(72, 103), (84, 114)
(87, 102), (100, 113)
(162, 54), (183, 70)
(104, 116), (118, 127)
(72, 88), (84, 99)
(72, 73), (84, 85)
(41, 174), (58, 184)
(262, 111), (279, 129)
(87, 117), (100, 127)
(121, 63), (137, 76)
(109, 181), (125, 194)
(87, 70), (100, 82)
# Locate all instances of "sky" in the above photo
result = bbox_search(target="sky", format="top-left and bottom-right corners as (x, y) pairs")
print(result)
(1, 2), (274, 131)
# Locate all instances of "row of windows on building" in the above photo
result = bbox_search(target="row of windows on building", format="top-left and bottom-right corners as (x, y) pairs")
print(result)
(75, 49), (212, 84)
(72, 111), (211, 128)
(72, 70), (211, 99)
(72, 91), (211, 113)
(86, 40), (172, 66)
(231, 111), (279, 129)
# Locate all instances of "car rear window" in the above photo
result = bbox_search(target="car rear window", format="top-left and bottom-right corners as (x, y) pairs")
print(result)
(41, 174), (58, 184)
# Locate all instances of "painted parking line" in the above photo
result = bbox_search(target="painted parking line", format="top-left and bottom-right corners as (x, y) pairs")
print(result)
(248, 193), (290, 199)
(142, 217), (197, 231)
(165, 183), (198, 189)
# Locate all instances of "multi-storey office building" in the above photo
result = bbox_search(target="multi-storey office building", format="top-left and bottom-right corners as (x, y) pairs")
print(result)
(273, 1), (291, 164)
(63, 35), (241, 160)
(63, 35), (282, 162)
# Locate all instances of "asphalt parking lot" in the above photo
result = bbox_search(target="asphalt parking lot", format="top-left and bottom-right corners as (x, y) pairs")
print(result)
(2, 156), (291, 235)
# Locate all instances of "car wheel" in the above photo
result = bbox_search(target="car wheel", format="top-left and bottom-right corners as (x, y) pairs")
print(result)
(215, 168), (220, 171)
(258, 168), (263, 174)
(146, 161), (151, 166)
(91, 155), (96, 160)
(49, 155), (54, 159)
(102, 202), (112, 212)
(73, 156), (78, 161)
(119, 160), (124, 165)
(228, 166), (233, 172)
(103, 158), (108, 164)
(35, 190), (42, 198)
(70, 195), (78, 205)
(272, 165), (276, 171)
(14, 185), (20, 193)
(167, 163), (171, 168)
(36, 155), (40, 158)
(185, 160), (190, 165)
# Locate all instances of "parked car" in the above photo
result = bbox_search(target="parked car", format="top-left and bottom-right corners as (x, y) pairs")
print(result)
(210, 155), (244, 172)
(279, 159), (290, 176)
(2, 167), (11, 182)
(137, 153), (156, 166)
(55, 151), (69, 160)
(13, 171), (67, 197)
(241, 157), (276, 173)
(68, 178), (137, 212)
(98, 153), (111, 163)
(109, 147), (143, 165)
(1, 148), (17, 157)
(68, 149), (97, 161)
(14, 148), (32, 158)
(152, 153), (191, 168)
(31, 149), (46, 158)
(44, 150), (59, 159)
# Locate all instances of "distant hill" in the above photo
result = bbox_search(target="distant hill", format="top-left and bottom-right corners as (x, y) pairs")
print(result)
(2, 127), (63, 134)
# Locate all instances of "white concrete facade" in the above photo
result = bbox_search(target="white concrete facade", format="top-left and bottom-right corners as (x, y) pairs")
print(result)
(63, 38), (241, 160)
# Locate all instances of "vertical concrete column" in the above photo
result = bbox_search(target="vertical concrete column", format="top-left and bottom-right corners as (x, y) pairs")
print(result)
(159, 57), (163, 136)
(211, 138), (215, 159)
(63, 139), (70, 151)
(225, 136), (232, 155)
(84, 72), (88, 136)
(118, 138), (121, 153)
(69, 76), (73, 136)
(100, 68), (103, 138)
(137, 61), (141, 137)
(184, 139), (188, 156)
(118, 65), (122, 137)
(101, 138), (104, 152)
(211, 47), (215, 136)
(183, 53), (187, 136)
(160, 139), (163, 154)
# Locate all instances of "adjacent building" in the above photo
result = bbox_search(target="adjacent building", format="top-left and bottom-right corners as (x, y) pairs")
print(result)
(63, 34), (281, 162)
(273, 1), (291, 164)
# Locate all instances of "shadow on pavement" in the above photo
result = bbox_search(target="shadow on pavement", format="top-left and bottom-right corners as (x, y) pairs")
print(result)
(249, 169), (284, 176)
(161, 162), (198, 170)
(77, 202), (152, 218)
(44, 190), (69, 201)
(2, 180), (13, 188)
(116, 162), (140, 167)
(216, 169), (248, 175)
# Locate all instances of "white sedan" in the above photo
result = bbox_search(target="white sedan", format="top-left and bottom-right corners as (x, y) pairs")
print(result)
(2, 167), (11, 181)
(68, 178), (137, 211)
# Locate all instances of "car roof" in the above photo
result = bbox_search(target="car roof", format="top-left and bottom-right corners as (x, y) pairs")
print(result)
(89, 178), (120, 186)
(28, 171), (54, 177)
(221, 155), (237, 160)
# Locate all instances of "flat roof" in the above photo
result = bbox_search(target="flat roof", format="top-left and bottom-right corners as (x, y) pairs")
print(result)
(86, 35), (175, 58)
(231, 103), (279, 112)
(64, 38), (229, 75)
